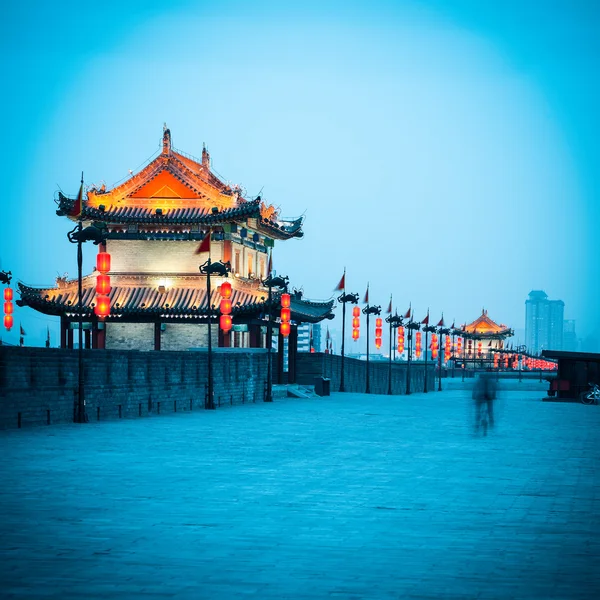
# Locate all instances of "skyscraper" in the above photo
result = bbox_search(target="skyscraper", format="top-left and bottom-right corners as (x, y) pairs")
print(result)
(525, 290), (564, 353)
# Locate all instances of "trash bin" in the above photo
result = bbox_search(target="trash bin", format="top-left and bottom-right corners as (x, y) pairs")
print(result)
(314, 376), (331, 397)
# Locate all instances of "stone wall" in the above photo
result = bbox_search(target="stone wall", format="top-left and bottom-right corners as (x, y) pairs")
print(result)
(0, 347), (267, 430)
(296, 353), (435, 395)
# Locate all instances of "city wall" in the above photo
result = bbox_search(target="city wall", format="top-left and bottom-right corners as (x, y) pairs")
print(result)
(0, 347), (267, 430)
(1, 348), (435, 431)
(296, 352), (435, 395)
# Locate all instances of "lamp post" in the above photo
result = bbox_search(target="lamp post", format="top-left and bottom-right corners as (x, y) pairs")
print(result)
(405, 319), (420, 395)
(461, 329), (468, 382)
(66, 222), (105, 424)
(338, 291), (359, 392)
(437, 325), (451, 391)
(386, 313), (403, 395)
(200, 257), (231, 409)
(363, 303), (381, 394)
(262, 274), (289, 403)
(423, 322), (436, 393)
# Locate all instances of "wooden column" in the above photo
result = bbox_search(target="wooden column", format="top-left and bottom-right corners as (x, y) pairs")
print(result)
(154, 322), (161, 351)
(60, 318), (68, 349)
(277, 330), (285, 384)
(249, 324), (261, 348)
(67, 326), (74, 349)
(84, 328), (92, 349)
(288, 324), (298, 384)
(97, 325), (106, 349)
(92, 322), (98, 349)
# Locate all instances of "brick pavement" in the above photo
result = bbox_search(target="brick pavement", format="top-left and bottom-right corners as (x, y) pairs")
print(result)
(1, 382), (599, 599)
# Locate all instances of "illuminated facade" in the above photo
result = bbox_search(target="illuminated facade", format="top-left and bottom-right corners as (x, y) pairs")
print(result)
(18, 126), (333, 353)
(459, 309), (514, 366)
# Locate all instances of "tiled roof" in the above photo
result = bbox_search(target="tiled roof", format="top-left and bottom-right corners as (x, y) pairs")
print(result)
(17, 279), (333, 323)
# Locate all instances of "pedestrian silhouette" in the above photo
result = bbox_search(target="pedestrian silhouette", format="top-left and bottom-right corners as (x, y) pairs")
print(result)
(472, 373), (497, 433)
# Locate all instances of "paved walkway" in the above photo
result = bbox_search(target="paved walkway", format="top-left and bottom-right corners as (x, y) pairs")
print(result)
(1, 383), (599, 599)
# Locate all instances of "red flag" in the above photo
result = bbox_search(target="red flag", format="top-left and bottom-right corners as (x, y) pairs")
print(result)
(437, 316), (444, 327)
(421, 313), (429, 325)
(488, 340), (493, 347)
(363, 286), (369, 304)
(403, 306), (411, 319)
(195, 230), (211, 254)
(20, 324), (26, 336)
(334, 273), (345, 291)
(69, 178), (84, 218)
(386, 297), (392, 314)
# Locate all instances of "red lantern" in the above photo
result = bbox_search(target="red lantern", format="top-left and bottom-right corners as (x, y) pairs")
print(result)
(375, 339), (382, 349)
(415, 331), (422, 358)
(280, 321), (291, 337)
(352, 329), (359, 341)
(4, 287), (12, 301)
(375, 327), (382, 337)
(280, 293), (291, 308)
(220, 298), (232, 315)
(96, 252), (111, 274)
(280, 307), (291, 322)
(352, 317), (360, 328)
(4, 314), (13, 330)
(4, 301), (13, 315)
(220, 281), (232, 299)
(375, 318), (382, 328)
(352, 306), (360, 317)
(94, 294), (110, 318)
(96, 274), (111, 295)
(220, 314), (232, 332)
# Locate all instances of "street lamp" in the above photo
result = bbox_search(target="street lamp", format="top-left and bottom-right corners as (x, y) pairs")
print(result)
(422, 321), (436, 393)
(337, 291), (359, 392)
(405, 319), (420, 395)
(262, 273), (289, 403)
(385, 313), (403, 395)
(66, 222), (106, 424)
(199, 257), (231, 409)
(437, 324), (451, 391)
(363, 303), (381, 394)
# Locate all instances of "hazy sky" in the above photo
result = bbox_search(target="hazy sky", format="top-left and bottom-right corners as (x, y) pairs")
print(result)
(1, 0), (597, 349)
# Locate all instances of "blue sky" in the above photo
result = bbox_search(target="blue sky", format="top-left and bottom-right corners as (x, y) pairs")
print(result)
(0, 0), (597, 349)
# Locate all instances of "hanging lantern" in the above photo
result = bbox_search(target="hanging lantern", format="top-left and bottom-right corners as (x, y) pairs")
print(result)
(352, 306), (360, 341)
(96, 252), (111, 274)
(220, 314), (233, 332)
(494, 354), (499, 368)
(280, 307), (291, 322)
(375, 339), (382, 349)
(280, 293), (291, 308)
(415, 331), (422, 358)
(220, 281), (232, 299)
(4, 314), (13, 330)
(220, 298), (232, 315)
(96, 274), (111, 295)
(4, 287), (13, 301)
(477, 341), (482, 355)
(4, 301), (13, 315)
(280, 321), (291, 337)
(457, 337), (462, 354)
(375, 327), (383, 337)
(94, 294), (111, 318)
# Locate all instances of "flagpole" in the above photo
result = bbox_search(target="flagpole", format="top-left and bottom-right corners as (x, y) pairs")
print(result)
(76, 172), (86, 423)
(406, 305), (412, 395)
(423, 311), (428, 393)
(387, 295), (393, 395)
(339, 268), (346, 392)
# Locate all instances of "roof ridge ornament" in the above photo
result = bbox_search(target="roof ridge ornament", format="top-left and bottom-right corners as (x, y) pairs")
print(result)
(202, 142), (210, 169)
(162, 123), (171, 155)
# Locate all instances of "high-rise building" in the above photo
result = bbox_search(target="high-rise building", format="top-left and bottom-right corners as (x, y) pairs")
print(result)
(563, 320), (578, 352)
(525, 290), (564, 353)
(297, 323), (322, 352)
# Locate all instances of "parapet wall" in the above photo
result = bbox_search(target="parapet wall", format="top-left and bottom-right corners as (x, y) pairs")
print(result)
(296, 352), (435, 395)
(0, 347), (267, 430)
